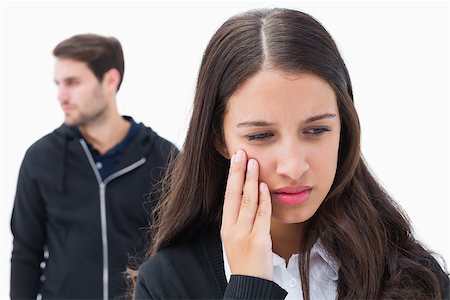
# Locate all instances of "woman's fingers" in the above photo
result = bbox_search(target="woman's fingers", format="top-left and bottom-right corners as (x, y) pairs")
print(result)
(253, 182), (272, 234)
(222, 149), (246, 228)
(221, 150), (274, 280)
(237, 159), (259, 230)
(222, 151), (269, 233)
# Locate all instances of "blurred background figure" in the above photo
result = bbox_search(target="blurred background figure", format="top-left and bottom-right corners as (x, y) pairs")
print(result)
(10, 33), (177, 300)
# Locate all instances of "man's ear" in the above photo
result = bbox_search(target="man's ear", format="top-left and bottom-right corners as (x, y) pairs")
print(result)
(103, 68), (121, 92)
(212, 135), (230, 159)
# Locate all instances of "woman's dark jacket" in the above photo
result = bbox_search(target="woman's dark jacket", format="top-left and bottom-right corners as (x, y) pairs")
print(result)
(135, 227), (449, 299)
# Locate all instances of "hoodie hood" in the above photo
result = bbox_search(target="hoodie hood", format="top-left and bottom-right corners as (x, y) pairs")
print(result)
(53, 116), (160, 194)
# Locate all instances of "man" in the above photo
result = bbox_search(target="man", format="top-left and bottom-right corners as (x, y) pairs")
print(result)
(10, 34), (177, 299)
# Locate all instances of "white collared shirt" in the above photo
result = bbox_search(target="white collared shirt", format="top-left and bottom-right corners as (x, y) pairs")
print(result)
(222, 241), (338, 299)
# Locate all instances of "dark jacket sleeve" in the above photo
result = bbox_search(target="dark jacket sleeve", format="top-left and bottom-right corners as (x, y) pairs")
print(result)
(224, 275), (287, 300)
(134, 273), (153, 299)
(10, 149), (46, 299)
(135, 273), (287, 300)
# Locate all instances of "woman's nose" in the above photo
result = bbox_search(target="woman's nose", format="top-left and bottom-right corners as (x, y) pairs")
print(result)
(275, 141), (309, 181)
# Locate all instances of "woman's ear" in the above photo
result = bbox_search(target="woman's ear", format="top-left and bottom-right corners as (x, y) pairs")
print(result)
(213, 135), (230, 159)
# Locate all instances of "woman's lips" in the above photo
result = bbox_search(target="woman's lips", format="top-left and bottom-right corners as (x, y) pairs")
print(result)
(272, 186), (312, 205)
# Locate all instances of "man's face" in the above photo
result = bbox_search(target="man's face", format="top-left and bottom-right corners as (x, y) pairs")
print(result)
(54, 58), (108, 126)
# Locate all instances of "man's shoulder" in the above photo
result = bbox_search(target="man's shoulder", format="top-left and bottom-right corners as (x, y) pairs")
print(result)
(135, 122), (179, 158)
(137, 122), (173, 144)
(26, 126), (62, 151)
(24, 125), (73, 159)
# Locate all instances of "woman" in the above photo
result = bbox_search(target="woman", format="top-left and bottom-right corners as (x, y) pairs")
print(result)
(134, 8), (449, 299)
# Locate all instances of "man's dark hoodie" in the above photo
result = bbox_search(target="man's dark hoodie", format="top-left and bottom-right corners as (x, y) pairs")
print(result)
(10, 117), (178, 299)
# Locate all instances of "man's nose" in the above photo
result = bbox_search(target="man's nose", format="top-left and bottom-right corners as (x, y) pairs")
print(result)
(57, 86), (69, 102)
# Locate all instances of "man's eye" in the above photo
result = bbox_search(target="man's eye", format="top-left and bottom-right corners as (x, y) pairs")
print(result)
(304, 127), (330, 135)
(246, 132), (274, 141)
(67, 80), (79, 86)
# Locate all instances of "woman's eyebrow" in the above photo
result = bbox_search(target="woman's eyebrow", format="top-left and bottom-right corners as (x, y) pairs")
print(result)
(236, 121), (275, 128)
(304, 113), (336, 123)
(236, 113), (336, 127)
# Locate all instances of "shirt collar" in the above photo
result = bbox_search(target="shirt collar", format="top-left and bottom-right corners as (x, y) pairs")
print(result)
(222, 239), (339, 282)
(310, 240), (339, 281)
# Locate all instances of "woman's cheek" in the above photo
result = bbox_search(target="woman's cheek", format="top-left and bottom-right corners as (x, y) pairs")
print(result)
(310, 146), (338, 190)
(246, 149), (272, 182)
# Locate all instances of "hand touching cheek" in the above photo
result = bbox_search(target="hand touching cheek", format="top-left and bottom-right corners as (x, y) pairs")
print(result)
(220, 149), (273, 280)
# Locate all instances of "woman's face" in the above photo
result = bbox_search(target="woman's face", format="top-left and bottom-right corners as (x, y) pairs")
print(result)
(220, 70), (340, 226)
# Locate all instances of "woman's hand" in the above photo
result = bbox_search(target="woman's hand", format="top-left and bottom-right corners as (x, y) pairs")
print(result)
(221, 149), (273, 281)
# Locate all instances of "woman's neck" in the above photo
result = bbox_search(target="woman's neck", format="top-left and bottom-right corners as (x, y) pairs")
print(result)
(270, 220), (304, 264)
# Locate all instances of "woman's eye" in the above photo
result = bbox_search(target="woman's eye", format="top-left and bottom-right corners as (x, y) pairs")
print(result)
(246, 132), (274, 141)
(304, 127), (330, 135)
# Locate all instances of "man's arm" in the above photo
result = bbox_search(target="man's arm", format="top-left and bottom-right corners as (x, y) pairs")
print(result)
(10, 149), (47, 299)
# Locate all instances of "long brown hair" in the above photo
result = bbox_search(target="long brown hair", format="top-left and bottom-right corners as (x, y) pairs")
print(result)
(150, 8), (444, 299)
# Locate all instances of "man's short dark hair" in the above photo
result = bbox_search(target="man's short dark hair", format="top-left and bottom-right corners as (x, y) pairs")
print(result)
(53, 33), (125, 90)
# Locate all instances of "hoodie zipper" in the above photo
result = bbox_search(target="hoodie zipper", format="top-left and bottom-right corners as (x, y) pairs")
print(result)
(79, 139), (147, 300)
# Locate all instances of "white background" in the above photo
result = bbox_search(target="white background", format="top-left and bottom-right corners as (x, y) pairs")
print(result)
(0, 1), (448, 298)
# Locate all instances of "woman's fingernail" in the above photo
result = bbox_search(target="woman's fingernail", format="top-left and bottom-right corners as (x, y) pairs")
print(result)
(230, 154), (236, 165)
(259, 182), (266, 192)
(235, 150), (243, 163)
(247, 159), (255, 171)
